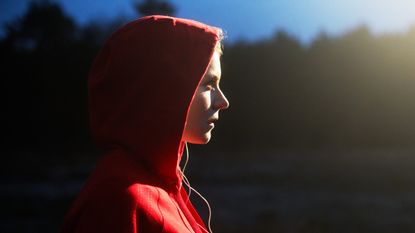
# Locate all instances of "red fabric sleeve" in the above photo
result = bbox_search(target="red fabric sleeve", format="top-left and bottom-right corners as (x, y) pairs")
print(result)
(69, 179), (139, 233)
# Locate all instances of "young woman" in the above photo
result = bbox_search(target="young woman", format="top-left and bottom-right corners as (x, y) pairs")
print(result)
(61, 15), (229, 233)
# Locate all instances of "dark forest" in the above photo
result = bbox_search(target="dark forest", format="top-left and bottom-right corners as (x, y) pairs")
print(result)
(2, 1), (415, 233)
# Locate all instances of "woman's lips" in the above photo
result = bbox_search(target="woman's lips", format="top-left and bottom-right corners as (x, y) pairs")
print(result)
(207, 118), (218, 127)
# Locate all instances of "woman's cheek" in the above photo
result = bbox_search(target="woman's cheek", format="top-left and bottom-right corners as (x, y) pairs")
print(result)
(202, 91), (212, 110)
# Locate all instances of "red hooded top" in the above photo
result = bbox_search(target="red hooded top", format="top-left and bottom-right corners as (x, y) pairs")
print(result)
(61, 15), (221, 233)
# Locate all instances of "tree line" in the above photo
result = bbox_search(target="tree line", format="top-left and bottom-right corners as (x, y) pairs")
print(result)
(2, 1), (415, 159)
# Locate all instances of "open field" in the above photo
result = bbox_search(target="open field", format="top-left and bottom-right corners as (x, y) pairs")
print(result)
(2, 148), (415, 233)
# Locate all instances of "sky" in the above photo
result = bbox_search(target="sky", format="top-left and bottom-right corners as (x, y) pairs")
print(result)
(1, 0), (415, 45)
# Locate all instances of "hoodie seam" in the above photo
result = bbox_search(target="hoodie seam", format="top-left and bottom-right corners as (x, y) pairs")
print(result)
(155, 188), (165, 233)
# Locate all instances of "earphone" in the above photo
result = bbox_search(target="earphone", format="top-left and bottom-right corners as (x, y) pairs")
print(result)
(179, 142), (214, 233)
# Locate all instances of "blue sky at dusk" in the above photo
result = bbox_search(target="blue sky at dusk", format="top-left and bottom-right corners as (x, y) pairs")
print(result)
(1, 0), (415, 44)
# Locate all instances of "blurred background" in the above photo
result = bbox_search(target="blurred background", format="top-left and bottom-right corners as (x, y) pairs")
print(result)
(1, 0), (415, 232)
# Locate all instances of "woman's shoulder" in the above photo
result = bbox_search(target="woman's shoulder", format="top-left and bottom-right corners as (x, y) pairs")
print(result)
(62, 171), (166, 233)
(82, 151), (168, 205)
(90, 175), (166, 205)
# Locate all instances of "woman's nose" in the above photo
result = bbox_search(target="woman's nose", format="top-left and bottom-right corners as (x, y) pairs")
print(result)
(214, 88), (229, 110)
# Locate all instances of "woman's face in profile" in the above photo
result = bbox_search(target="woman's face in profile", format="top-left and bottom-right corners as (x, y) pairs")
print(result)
(183, 51), (230, 144)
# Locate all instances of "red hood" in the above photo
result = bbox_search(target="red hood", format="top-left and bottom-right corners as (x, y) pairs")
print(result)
(88, 15), (221, 188)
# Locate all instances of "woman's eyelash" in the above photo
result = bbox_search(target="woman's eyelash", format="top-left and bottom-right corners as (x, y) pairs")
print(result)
(207, 80), (217, 85)
(204, 78), (219, 90)
(205, 83), (215, 90)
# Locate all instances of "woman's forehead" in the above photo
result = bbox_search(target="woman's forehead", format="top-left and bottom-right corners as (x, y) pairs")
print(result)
(205, 52), (221, 79)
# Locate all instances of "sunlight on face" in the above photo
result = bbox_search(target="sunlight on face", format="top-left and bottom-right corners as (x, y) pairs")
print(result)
(182, 51), (230, 144)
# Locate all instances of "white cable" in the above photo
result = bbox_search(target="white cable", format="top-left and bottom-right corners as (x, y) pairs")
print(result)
(178, 142), (213, 233)
(181, 142), (192, 199)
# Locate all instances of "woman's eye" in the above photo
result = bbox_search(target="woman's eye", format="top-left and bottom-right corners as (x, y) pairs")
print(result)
(206, 82), (216, 90)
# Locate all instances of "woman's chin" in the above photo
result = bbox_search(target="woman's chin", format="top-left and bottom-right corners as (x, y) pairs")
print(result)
(187, 133), (211, 145)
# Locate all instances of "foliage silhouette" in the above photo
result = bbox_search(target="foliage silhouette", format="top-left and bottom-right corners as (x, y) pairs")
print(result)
(218, 25), (415, 150)
(133, 0), (176, 17)
(1, 1), (95, 155)
(2, 1), (415, 155)
(2, 2), (415, 233)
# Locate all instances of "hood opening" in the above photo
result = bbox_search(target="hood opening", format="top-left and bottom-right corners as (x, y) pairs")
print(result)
(88, 15), (221, 189)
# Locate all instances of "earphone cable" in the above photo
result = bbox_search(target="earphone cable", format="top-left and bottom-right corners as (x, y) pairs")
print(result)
(178, 142), (213, 233)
